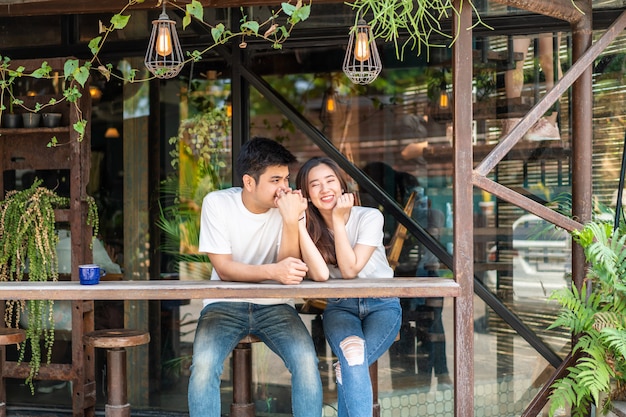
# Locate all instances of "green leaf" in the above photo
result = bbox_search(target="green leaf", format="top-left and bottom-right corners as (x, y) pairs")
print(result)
(290, 4), (311, 24)
(63, 86), (82, 103)
(73, 119), (87, 142)
(73, 66), (90, 87)
(88, 36), (103, 55)
(241, 20), (260, 35)
(31, 63), (51, 79)
(211, 23), (225, 43)
(281, 3), (296, 16)
(183, 14), (192, 29)
(47, 136), (58, 147)
(186, 0), (204, 22)
(111, 14), (130, 30)
(63, 59), (79, 81)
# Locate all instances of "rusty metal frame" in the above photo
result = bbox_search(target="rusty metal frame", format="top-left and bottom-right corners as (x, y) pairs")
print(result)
(468, 1), (626, 415)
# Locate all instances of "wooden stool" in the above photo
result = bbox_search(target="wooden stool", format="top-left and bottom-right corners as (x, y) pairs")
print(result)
(0, 328), (25, 417)
(231, 335), (262, 417)
(83, 329), (150, 417)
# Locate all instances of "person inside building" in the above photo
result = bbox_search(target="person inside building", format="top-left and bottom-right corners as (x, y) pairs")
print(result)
(501, 33), (563, 141)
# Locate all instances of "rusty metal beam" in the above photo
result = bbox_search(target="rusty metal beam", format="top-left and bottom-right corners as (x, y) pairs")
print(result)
(491, 0), (589, 23)
(570, 0), (594, 297)
(452, 1), (474, 417)
(521, 353), (578, 417)
(473, 176), (584, 232)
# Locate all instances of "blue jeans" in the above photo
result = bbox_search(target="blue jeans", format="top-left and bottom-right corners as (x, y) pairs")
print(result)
(323, 297), (402, 417)
(187, 302), (322, 417)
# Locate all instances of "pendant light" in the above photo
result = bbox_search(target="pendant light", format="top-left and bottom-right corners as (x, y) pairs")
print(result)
(342, 18), (382, 85)
(144, 1), (185, 79)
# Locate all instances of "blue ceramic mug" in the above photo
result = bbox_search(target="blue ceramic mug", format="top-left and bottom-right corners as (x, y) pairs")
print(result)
(78, 264), (106, 285)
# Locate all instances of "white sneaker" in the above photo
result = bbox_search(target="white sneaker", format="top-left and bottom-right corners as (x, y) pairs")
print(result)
(524, 118), (560, 141)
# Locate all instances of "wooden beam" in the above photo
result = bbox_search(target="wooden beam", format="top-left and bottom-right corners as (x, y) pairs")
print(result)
(491, 0), (589, 23)
(0, 0), (342, 17)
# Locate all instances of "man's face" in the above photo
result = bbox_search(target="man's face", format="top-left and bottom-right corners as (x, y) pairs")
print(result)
(243, 165), (291, 213)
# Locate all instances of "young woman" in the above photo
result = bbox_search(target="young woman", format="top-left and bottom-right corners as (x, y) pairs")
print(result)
(296, 156), (402, 417)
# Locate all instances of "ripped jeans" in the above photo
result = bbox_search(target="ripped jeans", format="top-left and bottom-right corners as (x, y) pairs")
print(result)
(323, 297), (402, 417)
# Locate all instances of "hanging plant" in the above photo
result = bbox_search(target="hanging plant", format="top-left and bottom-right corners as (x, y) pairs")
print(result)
(0, 179), (98, 393)
(345, 0), (490, 60)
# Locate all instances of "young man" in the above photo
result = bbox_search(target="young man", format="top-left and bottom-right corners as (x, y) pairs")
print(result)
(187, 137), (323, 417)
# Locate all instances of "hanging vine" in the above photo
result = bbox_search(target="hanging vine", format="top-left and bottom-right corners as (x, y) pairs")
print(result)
(0, 180), (98, 393)
(345, 0), (490, 60)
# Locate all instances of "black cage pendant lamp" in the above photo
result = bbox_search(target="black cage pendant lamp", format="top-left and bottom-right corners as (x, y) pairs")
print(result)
(144, 1), (185, 79)
(342, 18), (382, 85)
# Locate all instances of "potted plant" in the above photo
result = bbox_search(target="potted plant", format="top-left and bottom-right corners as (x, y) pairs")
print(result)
(2, 84), (20, 128)
(0, 179), (98, 393)
(548, 220), (626, 416)
(157, 106), (230, 280)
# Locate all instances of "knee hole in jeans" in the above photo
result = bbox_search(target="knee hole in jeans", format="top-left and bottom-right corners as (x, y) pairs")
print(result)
(339, 335), (365, 366)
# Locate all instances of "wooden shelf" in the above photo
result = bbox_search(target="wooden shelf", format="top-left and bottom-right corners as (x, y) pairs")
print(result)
(0, 126), (70, 135)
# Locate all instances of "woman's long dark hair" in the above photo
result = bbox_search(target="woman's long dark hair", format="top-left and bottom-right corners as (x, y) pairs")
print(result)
(295, 157), (350, 266)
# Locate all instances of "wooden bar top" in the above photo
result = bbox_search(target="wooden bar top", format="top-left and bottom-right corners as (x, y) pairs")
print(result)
(0, 278), (460, 300)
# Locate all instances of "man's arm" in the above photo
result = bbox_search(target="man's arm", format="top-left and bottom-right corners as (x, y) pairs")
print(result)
(276, 190), (308, 261)
(208, 253), (308, 285)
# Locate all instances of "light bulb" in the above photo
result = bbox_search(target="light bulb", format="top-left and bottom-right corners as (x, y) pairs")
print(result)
(439, 91), (449, 109)
(325, 95), (336, 113)
(156, 25), (173, 57)
(354, 31), (371, 62)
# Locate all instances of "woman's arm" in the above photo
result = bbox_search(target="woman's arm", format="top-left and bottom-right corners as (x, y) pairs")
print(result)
(332, 195), (376, 279)
(298, 218), (329, 281)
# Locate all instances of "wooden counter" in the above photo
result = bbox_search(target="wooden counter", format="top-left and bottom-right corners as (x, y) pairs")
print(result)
(0, 277), (460, 300)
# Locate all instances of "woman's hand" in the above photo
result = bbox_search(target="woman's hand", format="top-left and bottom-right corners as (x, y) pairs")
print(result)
(332, 192), (354, 222)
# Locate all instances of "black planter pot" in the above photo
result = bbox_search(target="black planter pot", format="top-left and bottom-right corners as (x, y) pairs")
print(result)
(22, 113), (40, 128)
(2, 113), (21, 128)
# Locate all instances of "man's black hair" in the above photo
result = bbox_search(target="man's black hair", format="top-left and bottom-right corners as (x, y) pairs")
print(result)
(236, 137), (297, 182)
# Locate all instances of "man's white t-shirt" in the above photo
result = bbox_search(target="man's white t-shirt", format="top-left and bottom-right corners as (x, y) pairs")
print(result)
(199, 187), (293, 306)
(327, 206), (394, 280)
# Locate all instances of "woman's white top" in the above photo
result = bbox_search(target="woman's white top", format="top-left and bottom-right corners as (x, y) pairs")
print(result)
(328, 206), (393, 279)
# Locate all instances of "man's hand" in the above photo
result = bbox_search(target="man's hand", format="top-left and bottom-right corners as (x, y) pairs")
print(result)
(273, 257), (309, 285)
(276, 189), (308, 223)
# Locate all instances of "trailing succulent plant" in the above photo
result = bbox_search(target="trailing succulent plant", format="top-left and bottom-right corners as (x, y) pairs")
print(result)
(0, 179), (98, 393)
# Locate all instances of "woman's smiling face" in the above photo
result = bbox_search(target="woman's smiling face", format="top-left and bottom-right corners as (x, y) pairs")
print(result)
(307, 163), (342, 211)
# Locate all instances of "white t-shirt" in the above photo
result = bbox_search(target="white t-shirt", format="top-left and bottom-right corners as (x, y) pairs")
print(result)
(199, 187), (293, 306)
(328, 206), (394, 279)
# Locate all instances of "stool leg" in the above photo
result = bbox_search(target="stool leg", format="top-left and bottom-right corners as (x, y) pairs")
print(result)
(230, 342), (255, 417)
(0, 346), (6, 417)
(370, 361), (380, 417)
(106, 348), (129, 417)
